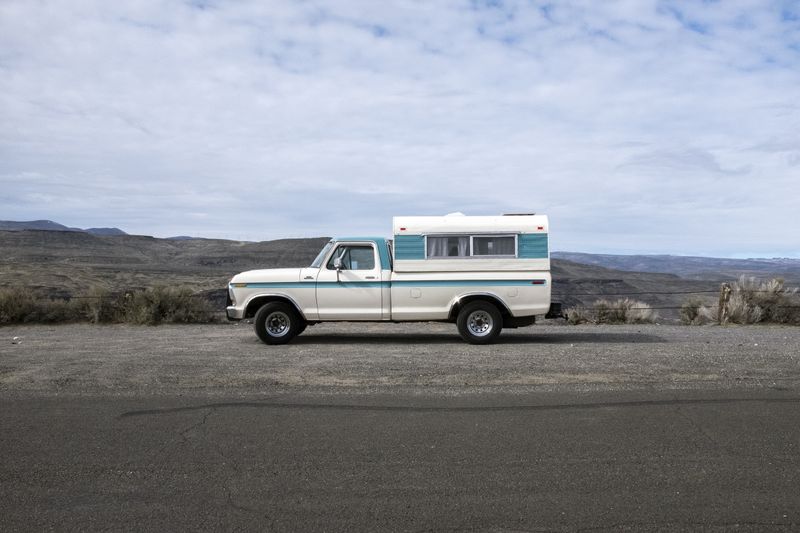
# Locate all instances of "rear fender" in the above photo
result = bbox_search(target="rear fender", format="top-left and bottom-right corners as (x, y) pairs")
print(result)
(448, 292), (513, 322)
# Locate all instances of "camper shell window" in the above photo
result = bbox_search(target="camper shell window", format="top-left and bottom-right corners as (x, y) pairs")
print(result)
(425, 234), (517, 259)
(427, 236), (470, 258)
(473, 235), (515, 256)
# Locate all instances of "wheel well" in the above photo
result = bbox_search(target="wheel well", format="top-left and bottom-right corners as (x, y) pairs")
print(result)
(448, 295), (512, 322)
(245, 295), (304, 319)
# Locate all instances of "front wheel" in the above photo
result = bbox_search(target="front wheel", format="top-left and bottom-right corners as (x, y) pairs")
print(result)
(456, 301), (503, 344)
(254, 302), (304, 345)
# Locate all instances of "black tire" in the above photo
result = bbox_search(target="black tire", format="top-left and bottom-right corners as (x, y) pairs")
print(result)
(456, 301), (503, 344)
(253, 302), (305, 345)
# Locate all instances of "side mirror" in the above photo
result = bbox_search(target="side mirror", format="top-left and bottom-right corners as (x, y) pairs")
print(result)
(333, 257), (343, 270)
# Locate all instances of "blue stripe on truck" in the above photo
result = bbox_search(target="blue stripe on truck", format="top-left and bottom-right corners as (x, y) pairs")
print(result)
(240, 279), (547, 289)
(390, 279), (546, 287)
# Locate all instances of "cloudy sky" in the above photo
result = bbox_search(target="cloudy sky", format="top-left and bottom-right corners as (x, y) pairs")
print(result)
(1, 1), (798, 257)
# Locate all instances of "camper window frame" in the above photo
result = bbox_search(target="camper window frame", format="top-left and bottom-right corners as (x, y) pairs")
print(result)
(424, 233), (518, 259)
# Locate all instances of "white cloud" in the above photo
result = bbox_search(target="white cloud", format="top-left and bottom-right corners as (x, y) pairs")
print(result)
(1, 0), (799, 256)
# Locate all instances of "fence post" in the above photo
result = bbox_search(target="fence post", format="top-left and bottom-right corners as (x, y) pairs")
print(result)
(718, 282), (732, 325)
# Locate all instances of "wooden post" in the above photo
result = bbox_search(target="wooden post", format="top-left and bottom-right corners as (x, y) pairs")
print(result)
(718, 282), (732, 325)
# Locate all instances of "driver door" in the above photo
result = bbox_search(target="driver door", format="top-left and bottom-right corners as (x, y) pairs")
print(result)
(316, 243), (383, 320)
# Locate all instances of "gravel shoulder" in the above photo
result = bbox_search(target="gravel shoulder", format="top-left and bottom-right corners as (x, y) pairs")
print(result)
(2, 322), (799, 397)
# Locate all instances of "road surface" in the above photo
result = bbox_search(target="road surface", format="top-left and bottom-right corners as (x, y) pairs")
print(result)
(2, 323), (799, 531)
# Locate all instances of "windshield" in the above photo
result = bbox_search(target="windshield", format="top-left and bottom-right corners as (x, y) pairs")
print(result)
(310, 242), (334, 268)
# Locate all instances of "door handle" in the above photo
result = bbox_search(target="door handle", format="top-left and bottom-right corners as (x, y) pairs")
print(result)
(303, 276), (314, 280)
(365, 276), (376, 280)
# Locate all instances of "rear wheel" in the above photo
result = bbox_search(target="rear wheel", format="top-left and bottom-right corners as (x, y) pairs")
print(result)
(456, 301), (503, 344)
(254, 302), (304, 345)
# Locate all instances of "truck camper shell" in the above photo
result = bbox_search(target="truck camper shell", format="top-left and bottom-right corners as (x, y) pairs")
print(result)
(392, 214), (549, 273)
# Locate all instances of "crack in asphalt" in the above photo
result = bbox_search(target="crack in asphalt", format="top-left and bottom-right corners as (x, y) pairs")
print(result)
(178, 407), (214, 444)
(176, 405), (263, 517)
(674, 404), (725, 453)
(118, 406), (216, 468)
(118, 396), (800, 419)
(216, 440), (262, 517)
(117, 404), (264, 516)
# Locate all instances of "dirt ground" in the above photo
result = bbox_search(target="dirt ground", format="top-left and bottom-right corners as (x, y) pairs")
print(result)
(2, 322), (799, 396)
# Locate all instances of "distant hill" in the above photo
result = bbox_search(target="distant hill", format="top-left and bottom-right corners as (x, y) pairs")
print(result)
(85, 227), (127, 236)
(0, 220), (81, 232)
(0, 220), (127, 236)
(552, 252), (800, 283)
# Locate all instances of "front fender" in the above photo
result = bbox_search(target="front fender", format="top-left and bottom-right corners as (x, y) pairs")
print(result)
(243, 292), (309, 320)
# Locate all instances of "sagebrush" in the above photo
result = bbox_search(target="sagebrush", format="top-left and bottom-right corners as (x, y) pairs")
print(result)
(567, 298), (658, 325)
(686, 276), (800, 325)
(0, 286), (218, 325)
(116, 286), (216, 325)
(679, 299), (704, 325)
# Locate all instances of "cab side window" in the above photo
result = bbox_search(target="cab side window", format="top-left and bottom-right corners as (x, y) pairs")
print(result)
(326, 245), (376, 270)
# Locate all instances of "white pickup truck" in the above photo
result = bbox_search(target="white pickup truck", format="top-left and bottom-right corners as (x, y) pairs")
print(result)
(226, 214), (559, 344)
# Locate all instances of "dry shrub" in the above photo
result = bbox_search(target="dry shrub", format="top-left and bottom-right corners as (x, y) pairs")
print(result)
(680, 299), (703, 325)
(117, 286), (216, 325)
(80, 287), (119, 323)
(0, 287), (39, 324)
(687, 303), (719, 325)
(566, 298), (658, 325)
(626, 301), (659, 324)
(593, 299), (626, 324)
(697, 305), (718, 324)
(725, 291), (763, 324)
(0, 288), (84, 324)
(681, 299), (719, 325)
(566, 306), (592, 325)
(595, 298), (658, 324)
(686, 277), (800, 325)
(27, 299), (79, 323)
(726, 276), (799, 325)
(0, 286), (217, 325)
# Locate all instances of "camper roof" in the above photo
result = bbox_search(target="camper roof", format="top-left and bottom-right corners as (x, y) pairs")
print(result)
(392, 214), (548, 235)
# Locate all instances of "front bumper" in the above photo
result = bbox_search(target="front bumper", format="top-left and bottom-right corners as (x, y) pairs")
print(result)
(226, 306), (244, 321)
(226, 286), (243, 321)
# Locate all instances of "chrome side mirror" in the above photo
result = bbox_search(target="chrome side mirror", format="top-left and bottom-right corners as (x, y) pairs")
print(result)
(333, 257), (343, 270)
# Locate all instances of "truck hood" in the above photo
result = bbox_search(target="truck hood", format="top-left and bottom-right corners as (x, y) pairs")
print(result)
(230, 268), (304, 284)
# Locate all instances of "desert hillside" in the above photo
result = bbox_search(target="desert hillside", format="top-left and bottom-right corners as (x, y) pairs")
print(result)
(553, 252), (800, 283)
(0, 230), (328, 297)
(5, 229), (779, 318)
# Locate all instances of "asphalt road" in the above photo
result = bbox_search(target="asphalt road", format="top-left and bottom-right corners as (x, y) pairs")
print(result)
(2, 323), (800, 531)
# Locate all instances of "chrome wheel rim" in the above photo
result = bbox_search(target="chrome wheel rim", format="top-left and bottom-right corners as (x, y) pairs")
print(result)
(266, 311), (291, 337)
(467, 310), (493, 337)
